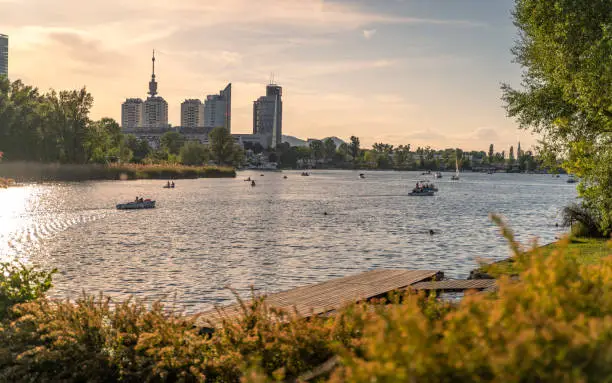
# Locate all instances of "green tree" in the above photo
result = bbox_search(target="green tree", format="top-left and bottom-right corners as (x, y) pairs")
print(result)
(85, 118), (131, 163)
(323, 138), (337, 162)
(309, 140), (324, 162)
(125, 134), (152, 163)
(337, 142), (349, 162)
(393, 144), (411, 169)
(502, 0), (612, 235)
(160, 131), (184, 155)
(372, 143), (393, 169)
(209, 127), (242, 166)
(179, 141), (209, 166)
(349, 136), (360, 163)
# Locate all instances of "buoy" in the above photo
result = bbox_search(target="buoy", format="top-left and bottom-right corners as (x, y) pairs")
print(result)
(324, 212), (328, 216)
(429, 229), (435, 235)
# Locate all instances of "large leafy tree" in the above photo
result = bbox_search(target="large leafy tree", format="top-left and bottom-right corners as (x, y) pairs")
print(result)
(323, 138), (337, 161)
(160, 131), (184, 155)
(502, 0), (612, 235)
(209, 127), (243, 166)
(348, 136), (360, 164)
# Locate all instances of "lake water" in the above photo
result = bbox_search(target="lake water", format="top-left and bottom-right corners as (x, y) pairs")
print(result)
(0, 170), (577, 313)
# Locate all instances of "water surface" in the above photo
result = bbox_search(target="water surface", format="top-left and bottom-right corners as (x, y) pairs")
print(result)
(0, 171), (577, 313)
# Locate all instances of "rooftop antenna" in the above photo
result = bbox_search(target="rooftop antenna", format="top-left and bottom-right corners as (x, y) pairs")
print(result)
(148, 49), (158, 97)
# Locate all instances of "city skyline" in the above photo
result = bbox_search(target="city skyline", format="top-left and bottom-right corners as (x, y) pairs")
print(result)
(1, 0), (536, 150)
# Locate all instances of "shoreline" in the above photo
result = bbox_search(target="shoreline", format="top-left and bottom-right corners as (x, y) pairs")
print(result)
(0, 161), (236, 182)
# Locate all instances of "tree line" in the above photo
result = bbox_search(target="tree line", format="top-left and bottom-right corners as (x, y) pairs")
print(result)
(270, 136), (541, 172)
(0, 77), (243, 166)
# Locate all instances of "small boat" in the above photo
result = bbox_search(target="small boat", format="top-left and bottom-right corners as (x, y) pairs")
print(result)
(283, 175), (288, 179)
(163, 183), (175, 189)
(451, 158), (460, 181)
(434, 172), (442, 179)
(409, 181), (437, 196)
(244, 177), (251, 182)
(567, 175), (578, 183)
(301, 172), (310, 176)
(409, 190), (435, 196)
(359, 173), (365, 179)
(421, 170), (431, 175)
(116, 200), (156, 210)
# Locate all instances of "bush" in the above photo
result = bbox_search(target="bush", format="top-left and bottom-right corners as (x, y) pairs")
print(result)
(0, 262), (55, 320)
(562, 203), (604, 238)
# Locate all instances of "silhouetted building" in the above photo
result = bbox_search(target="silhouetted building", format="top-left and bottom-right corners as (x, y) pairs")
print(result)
(253, 84), (282, 148)
(142, 50), (168, 129)
(181, 99), (204, 128)
(0, 34), (8, 77)
(121, 98), (144, 129)
(204, 83), (231, 132)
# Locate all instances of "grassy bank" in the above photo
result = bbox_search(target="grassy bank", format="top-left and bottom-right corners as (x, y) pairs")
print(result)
(0, 161), (236, 182)
(475, 236), (611, 278)
(1, 226), (612, 382)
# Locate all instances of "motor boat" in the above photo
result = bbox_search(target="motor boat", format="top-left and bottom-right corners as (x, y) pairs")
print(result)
(359, 173), (365, 179)
(116, 199), (156, 210)
(567, 175), (578, 183)
(434, 172), (442, 178)
(301, 172), (310, 176)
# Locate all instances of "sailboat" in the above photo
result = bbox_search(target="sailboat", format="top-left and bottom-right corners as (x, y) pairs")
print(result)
(451, 158), (460, 180)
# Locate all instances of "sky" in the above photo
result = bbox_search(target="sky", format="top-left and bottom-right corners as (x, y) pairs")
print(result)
(0, 0), (537, 151)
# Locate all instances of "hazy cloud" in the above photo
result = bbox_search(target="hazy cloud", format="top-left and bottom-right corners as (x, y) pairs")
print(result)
(363, 29), (377, 39)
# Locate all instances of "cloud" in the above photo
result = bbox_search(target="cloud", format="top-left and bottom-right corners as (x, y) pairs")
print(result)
(363, 29), (377, 39)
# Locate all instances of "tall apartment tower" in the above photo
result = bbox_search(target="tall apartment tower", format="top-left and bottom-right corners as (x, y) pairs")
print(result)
(121, 98), (144, 129)
(0, 34), (8, 77)
(181, 99), (204, 128)
(253, 83), (283, 148)
(204, 83), (231, 132)
(142, 50), (168, 129)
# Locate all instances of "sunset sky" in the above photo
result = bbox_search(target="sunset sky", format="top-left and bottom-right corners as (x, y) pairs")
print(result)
(1, 0), (537, 151)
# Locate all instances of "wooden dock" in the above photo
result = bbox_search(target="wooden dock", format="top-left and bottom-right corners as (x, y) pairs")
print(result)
(410, 279), (497, 292)
(196, 269), (442, 328)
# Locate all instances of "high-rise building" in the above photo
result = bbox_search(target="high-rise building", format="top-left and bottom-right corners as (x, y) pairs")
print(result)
(143, 50), (168, 129)
(204, 83), (231, 132)
(253, 83), (282, 148)
(181, 99), (204, 128)
(121, 98), (144, 129)
(0, 34), (8, 78)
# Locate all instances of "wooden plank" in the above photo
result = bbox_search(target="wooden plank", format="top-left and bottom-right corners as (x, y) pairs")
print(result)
(410, 279), (496, 292)
(196, 269), (440, 327)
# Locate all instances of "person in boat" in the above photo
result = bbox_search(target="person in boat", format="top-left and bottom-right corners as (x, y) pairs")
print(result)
(251, 180), (256, 186)
(135, 196), (139, 203)
(171, 181), (175, 188)
(166, 181), (171, 187)
(139, 197), (144, 203)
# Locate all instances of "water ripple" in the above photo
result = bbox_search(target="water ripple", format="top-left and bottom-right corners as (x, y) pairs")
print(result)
(0, 171), (577, 313)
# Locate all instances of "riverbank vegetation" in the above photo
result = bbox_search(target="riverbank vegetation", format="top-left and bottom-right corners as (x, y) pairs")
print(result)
(269, 137), (545, 173)
(1, 220), (611, 382)
(0, 162), (235, 182)
(0, 177), (15, 188)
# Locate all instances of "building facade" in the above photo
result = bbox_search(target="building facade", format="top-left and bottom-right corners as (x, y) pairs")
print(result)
(204, 83), (231, 132)
(253, 84), (282, 148)
(121, 98), (144, 129)
(181, 99), (204, 128)
(0, 34), (8, 77)
(143, 97), (168, 128)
